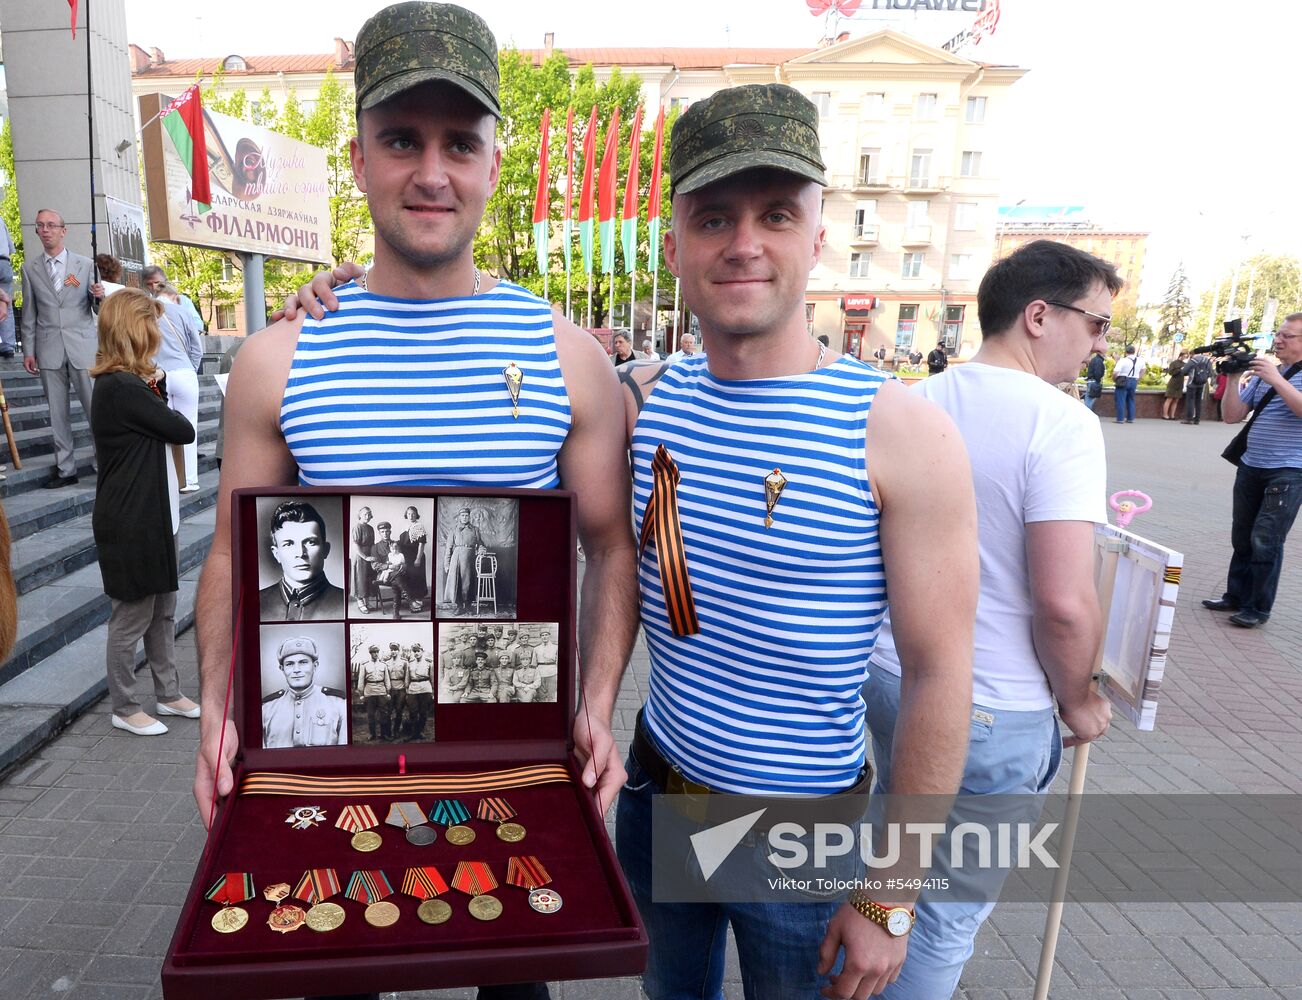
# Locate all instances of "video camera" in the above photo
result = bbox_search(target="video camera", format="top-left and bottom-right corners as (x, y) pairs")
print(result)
(1191, 318), (1256, 375)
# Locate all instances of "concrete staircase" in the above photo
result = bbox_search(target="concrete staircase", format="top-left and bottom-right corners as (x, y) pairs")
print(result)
(0, 361), (224, 773)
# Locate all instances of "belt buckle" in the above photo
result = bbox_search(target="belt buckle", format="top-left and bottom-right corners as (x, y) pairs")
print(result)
(665, 767), (711, 823)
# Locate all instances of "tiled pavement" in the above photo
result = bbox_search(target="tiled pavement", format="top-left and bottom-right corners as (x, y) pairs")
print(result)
(1, 415), (1300, 998)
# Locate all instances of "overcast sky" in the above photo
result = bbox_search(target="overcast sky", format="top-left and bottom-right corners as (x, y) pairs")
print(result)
(123, 0), (1295, 304)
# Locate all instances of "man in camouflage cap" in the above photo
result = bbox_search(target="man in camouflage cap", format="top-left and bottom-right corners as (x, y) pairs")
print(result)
(605, 82), (979, 1000)
(196, 10), (637, 1000)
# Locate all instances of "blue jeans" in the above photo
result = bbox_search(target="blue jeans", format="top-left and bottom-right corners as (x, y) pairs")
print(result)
(1224, 463), (1302, 617)
(1113, 379), (1136, 421)
(1083, 382), (1100, 411)
(616, 752), (854, 1000)
(863, 670), (1062, 1000)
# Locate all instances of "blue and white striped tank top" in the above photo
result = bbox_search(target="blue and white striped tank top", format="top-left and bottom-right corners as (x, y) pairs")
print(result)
(632, 354), (890, 795)
(280, 281), (571, 487)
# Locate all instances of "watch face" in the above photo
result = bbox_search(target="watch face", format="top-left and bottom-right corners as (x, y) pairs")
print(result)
(886, 909), (912, 937)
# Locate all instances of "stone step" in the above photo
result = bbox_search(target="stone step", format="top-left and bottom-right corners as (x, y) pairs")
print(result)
(2, 384), (223, 428)
(0, 566), (201, 777)
(6, 397), (223, 461)
(0, 506), (215, 689)
(8, 469), (220, 595)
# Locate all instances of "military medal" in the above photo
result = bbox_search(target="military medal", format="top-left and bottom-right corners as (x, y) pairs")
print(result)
(401, 865), (450, 901)
(262, 882), (292, 903)
(387, 800), (437, 844)
(204, 872), (254, 934)
(345, 870), (399, 928)
(763, 468), (788, 529)
(469, 895), (503, 921)
(478, 796), (526, 843)
(503, 362), (524, 419)
(505, 855), (552, 891)
(293, 868), (344, 932)
(528, 888), (563, 914)
(431, 799), (475, 845)
(407, 826), (438, 846)
(285, 805), (327, 830)
(267, 904), (307, 934)
(417, 898), (453, 924)
(337, 804), (383, 852)
(450, 860), (498, 897)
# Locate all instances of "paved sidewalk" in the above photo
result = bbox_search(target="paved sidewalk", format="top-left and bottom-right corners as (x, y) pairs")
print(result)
(1, 416), (1300, 998)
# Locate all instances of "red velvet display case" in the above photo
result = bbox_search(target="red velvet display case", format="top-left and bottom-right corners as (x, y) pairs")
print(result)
(162, 487), (647, 999)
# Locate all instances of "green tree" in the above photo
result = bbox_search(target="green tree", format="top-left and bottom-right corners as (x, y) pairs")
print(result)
(1110, 302), (1152, 350)
(1191, 253), (1302, 346)
(0, 119), (24, 304)
(1158, 263), (1191, 345)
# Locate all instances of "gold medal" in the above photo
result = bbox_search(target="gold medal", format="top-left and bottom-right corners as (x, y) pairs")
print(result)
(468, 894), (503, 921)
(503, 362), (524, 419)
(211, 906), (249, 934)
(417, 898), (453, 925)
(267, 904), (307, 934)
(365, 901), (401, 927)
(529, 888), (563, 914)
(445, 825), (476, 846)
(764, 468), (788, 529)
(351, 830), (383, 852)
(262, 882), (291, 903)
(496, 822), (526, 843)
(306, 901), (346, 932)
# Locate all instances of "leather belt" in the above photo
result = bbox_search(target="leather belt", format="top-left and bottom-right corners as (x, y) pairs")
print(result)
(632, 710), (872, 830)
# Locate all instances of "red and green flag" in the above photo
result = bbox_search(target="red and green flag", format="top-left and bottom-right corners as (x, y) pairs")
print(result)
(161, 85), (212, 213)
(620, 105), (644, 276)
(646, 106), (666, 274)
(68, 0), (78, 37)
(531, 107), (551, 276)
(577, 106), (598, 277)
(597, 106), (621, 276)
(561, 107), (574, 277)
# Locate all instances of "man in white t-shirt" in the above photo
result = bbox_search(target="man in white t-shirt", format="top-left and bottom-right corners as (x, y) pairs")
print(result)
(866, 237), (1117, 999)
(1112, 343), (1142, 423)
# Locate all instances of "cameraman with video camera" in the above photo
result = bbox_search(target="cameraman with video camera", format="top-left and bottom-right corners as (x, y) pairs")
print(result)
(1203, 314), (1302, 627)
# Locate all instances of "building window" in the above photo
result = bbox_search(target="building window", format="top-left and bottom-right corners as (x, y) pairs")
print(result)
(960, 151), (982, 177)
(222, 55), (247, 71)
(864, 92), (886, 117)
(954, 201), (978, 231)
(221, 258), (236, 281)
(853, 200), (877, 238)
(902, 253), (924, 279)
(943, 305), (965, 351)
(669, 96), (691, 112)
(806, 302), (817, 335)
(216, 303), (236, 329)
(909, 149), (932, 187)
(916, 93), (938, 119)
(849, 252), (870, 278)
(965, 96), (987, 123)
(950, 253), (974, 280)
(858, 149), (881, 185)
(907, 200), (929, 227)
(896, 305), (918, 348)
(812, 92), (832, 117)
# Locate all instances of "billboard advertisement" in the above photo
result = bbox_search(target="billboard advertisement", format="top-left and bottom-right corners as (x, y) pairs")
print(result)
(140, 92), (332, 265)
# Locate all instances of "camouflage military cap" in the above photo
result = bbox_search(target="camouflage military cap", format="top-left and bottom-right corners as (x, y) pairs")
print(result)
(668, 84), (825, 195)
(354, 2), (500, 118)
(278, 637), (318, 662)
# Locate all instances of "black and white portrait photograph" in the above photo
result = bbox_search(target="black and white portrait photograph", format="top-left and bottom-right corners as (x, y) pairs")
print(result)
(255, 496), (346, 623)
(259, 624), (349, 749)
(434, 497), (519, 620)
(348, 497), (435, 622)
(348, 622), (436, 744)
(437, 622), (560, 705)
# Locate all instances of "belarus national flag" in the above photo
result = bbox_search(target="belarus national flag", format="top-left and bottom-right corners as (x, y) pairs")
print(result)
(620, 105), (643, 276)
(161, 85), (212, 212)
(532, 108), (551, 277)
(578, 106), (598, 277)
(597, 106), (621, 276)
(561, 107), (574, 277)
(646, 106), (666, 274)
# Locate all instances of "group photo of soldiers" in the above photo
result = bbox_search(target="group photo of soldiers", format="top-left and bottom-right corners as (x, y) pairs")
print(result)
(436, 622), (560, 705)
(348, 623), (436, 744)
(348, 496), (436, 621)
(257, 623), (349, 749)
(433, 497), (519, 620)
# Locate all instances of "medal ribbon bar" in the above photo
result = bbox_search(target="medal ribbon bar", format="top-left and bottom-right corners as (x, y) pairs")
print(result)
(204, 872), (255, 906)
(505, 855), (552, 890)
(451, 860), (498, 896)
(476, 796), (516, 822)
(335, 804), (380, 833)
(430, 799), (471, 826)
(344, 869), (395, 905)
(293, 868), (341, 904)
(386, 801), (425, 828)
(400, 866), (450, 899)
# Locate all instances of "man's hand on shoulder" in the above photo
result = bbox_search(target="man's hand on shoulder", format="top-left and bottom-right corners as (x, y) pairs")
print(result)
(274, 262), (365, 322)
(818, 902), (908, 999)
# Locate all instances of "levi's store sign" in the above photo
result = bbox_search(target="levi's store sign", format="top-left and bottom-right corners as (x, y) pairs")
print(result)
(843, 296), (879, 312)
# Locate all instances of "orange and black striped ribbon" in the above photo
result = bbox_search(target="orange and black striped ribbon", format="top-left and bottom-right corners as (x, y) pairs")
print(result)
(344, 869), (394, 904)
(401, 866), (449, 900)
(476, 796), (516, 823)
(293, 868), (341, 904)
(204, 872), (254, 905)
(505, 855), (551, 890)
(240, 764), (571, 797)
(450, 860), (498, 897)
(335, 804), (379, 833)
(639, 444), (700, 636)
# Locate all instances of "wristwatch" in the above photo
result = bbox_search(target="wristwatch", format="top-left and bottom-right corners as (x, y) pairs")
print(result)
(847, 888), (914, 937)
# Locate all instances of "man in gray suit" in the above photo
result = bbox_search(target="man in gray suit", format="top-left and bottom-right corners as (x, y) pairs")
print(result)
(0, 214), (16, 358)
(21, 209), (105, 488)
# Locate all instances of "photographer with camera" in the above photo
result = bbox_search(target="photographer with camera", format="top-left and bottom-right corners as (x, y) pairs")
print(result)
(1203, 314), (1302, 628)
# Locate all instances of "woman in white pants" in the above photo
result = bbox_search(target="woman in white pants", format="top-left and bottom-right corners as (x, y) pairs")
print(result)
(155, 284), (203, 492)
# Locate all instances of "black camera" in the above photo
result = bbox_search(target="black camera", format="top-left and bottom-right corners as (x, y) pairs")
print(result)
(1192, 319), (1256, 374)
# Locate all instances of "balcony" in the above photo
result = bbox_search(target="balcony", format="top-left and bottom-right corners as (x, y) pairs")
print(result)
(852, 173), (893, 193)
(902, 225), (933, 246)
(893, 174), (949, 195)
(850, 224), (880, 245)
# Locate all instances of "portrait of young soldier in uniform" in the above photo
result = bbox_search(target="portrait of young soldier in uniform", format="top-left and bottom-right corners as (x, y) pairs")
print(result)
(434, 496), (519, 619)
(255, 496), (346, 622)
(258, 625), (349, 748)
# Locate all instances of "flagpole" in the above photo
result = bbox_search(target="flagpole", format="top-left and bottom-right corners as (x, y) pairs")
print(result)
(651, 269), (660, 352)
(565, 265), (572, 322)
(630, 272), (637, 341)
(84, 0), (101, 272)
(609, 269), (616, 336)
(673, 278), (681, 347)
(586, 274), (592, 330)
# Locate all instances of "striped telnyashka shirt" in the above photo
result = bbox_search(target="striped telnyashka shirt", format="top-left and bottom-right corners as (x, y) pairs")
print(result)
(1241, 367), (1302, 470)
(280, 281), (571, 487)
(632, 354), (890, 794)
